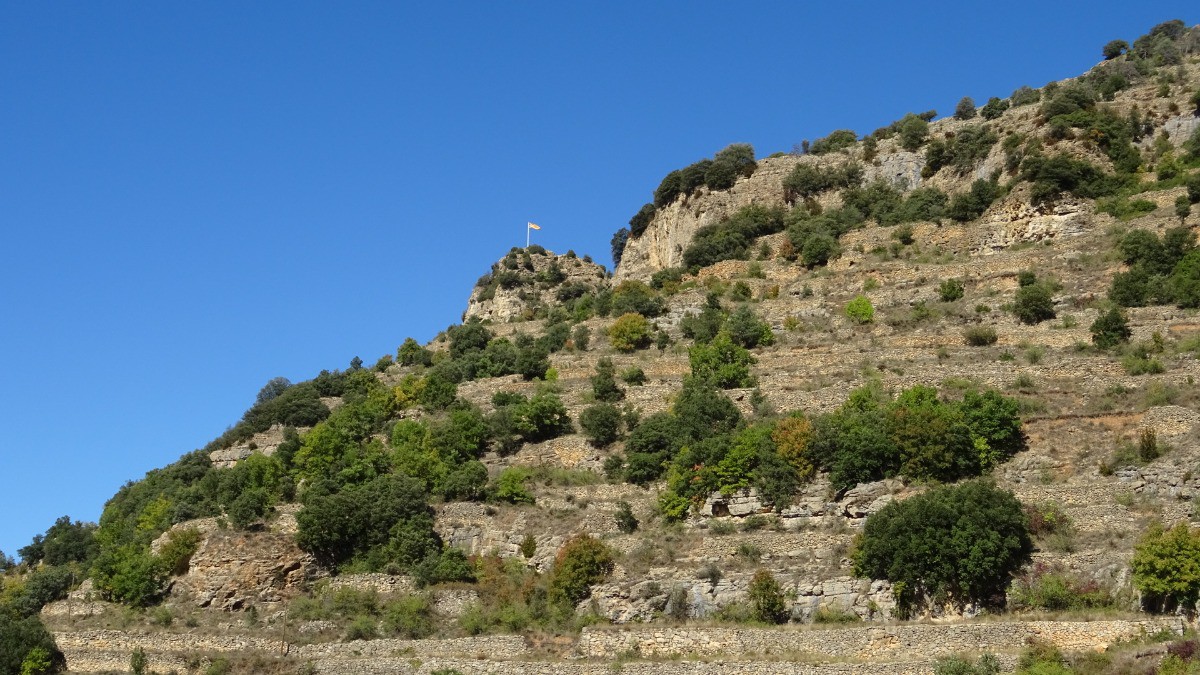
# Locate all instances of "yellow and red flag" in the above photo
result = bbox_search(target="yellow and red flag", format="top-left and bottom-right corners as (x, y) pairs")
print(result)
(527, 222), (541, 230)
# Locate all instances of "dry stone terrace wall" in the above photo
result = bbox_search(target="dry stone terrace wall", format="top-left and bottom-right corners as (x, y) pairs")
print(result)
(576, 619), (1186, 660)
(307, 657), (959, 674)
(53, 620), (1183, 673)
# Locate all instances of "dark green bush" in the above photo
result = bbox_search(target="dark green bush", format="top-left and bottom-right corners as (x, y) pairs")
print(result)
(897, 113), (930, 150)
(1090, 307), (1131, 348)
(1010, 86), (1040, 107)
(924, 125), (997, 175)
(614, 501), (638, 534)
(782, 161), (863, 201)
(724, 306), (775, 349)
(853, 480), (1032, 615)
(682, 204), (786, 271)
(623, 413), (681, 484)
(979, 97), (1009, 120)
(295, 474), (438, 571)
(1012, 283), (1056, 324)
(809, 129), (858, 155)
(590, 357), (624, 403)
(579, 403), (622, 447)
(1102, 39), (1128, 59)
(1019, 154), (1128, 203)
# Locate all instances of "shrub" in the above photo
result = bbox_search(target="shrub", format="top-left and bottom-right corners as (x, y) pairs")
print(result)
(853, 480), (1032, 615)
(782, 161), (862, 201)
(724, 305), (775, 349)
(614, 501), (639, 534)
(579, 403), (622, 447)
(608, 313), (652, 352)
(897, 113), (930, 150)
(954, 96), (976, 120)
(492, 467), (535, 505)
(939, 278), (965, 302)
(934, 654), (1001, 675)
(514, 390), (573, 442)
(611, 280), (665, 318)
(1102, 39), (1128, 59)
(979, 97), (1009, 121)
(809, 129), (858, 155)
(1131, 523), (1200, 612)
(548, 535), (615, 607)
(620, 366), (646, 385)
(1020, 154), (1127, 203)
(946, 179), (1002, 222)
(963, 326), (998, 346)
(688, 334), (756, 388)
(0, 617), (61, 675)
(381, 595), (435, 638)
(747, 570), (788, 624)
(704, 143), (757, 190)
(1013, 283), (1055, 324)
(845, 295), (875, 324)
(1090, 307), (1131, 348)
(590, 358), (625, 402)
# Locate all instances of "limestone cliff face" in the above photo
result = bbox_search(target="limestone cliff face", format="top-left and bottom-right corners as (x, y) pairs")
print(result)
(613, 156), (796, 284)
(614, 151), (932, 284)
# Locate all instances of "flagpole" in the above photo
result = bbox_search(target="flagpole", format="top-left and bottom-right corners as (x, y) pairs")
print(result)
(526, 222), (530, 248)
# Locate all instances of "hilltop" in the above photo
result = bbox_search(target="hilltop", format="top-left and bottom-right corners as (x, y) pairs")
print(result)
(5, 18), (1200, 675)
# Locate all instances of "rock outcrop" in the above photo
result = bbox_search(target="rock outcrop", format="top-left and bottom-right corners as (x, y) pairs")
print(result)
(464, 248), (608, 324)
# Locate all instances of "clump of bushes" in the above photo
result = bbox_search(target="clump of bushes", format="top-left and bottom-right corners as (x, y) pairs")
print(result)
(1109, 226), (1200, 309)
(682, 204), (785, 272)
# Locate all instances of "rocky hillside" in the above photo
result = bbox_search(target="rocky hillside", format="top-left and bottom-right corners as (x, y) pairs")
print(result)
(6, 18), (1200, 675)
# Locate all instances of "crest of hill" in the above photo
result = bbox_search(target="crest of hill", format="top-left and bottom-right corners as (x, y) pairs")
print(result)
(464, 246), (609, 324)
(614, 20), (1200, 283)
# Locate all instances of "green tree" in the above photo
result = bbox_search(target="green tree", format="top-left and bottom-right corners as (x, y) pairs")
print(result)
(1176, 195), (1192, 223)
(688, 333), (756, 388)
(611, 280), (665, 317)
(954, 96), (976, 120)
(809, 129), (858, 155)
(1102, 39), (1128, 59)
(0, 616), (62, 675)
(514, 390), (573, 442)
(747, 569), (788, 623)
(898, 113), (930, 151)
(724, 305), (775, 349)
(845, 295), (875, 324)
(853, 480), (1032, 615)
(1090, 307), (1131, 349)
(979, 97), (1009, 121)
(579, 403), (623, 447)
(1187, 174), (1200, 204)
(1131, 523), (1200, 612)
(295, 474), (438, 571)
(590, 358), (625, 402)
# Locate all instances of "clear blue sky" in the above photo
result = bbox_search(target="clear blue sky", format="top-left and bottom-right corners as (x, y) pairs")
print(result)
(0, 2), (1193, 557)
